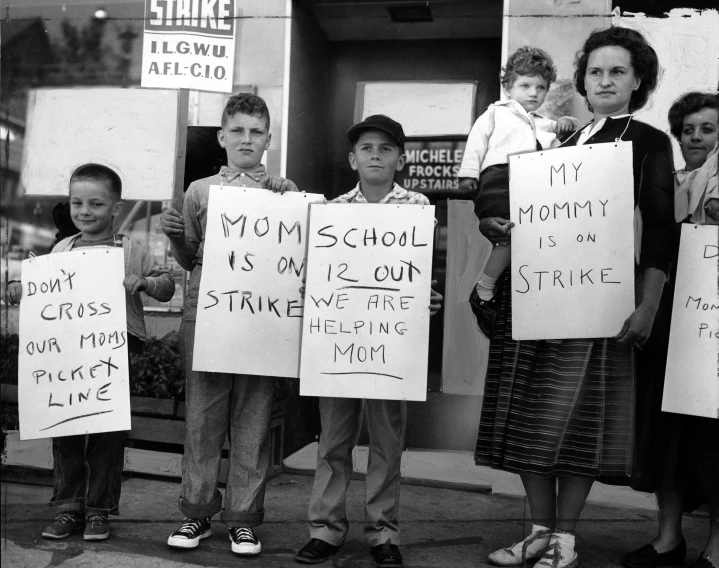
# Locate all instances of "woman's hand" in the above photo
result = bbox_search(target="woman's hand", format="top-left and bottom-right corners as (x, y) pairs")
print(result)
(429, 280), (443, 316)
(479, 217), (514, 245)
(612, 303), (657, 348)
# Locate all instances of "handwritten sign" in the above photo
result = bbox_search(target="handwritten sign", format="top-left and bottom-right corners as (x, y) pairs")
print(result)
(663, 224), (719, 419)
(300, 204), (435, 401)
(18, 248), (131, 440)
(141, 0), (236, 92)
(509, 142), (635, 339)
(193, 188), (325, 378)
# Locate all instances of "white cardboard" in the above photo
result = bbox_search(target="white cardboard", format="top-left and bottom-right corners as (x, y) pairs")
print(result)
(662, 224), (719, 419)
(300, 203), (435, 401)
(509, 142), (635, 340)
(193, 187), (325, 378)
(18, 248), (131, 440)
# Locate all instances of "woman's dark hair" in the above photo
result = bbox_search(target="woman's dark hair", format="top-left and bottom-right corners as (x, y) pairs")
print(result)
(667, 92), (718, 140)
(574, 26), (659, 113)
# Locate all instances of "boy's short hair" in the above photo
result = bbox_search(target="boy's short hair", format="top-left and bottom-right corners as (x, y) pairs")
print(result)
(221, 92), (271, 130)
(501, 46), (557, 90)
(70, 163), (122, 200)
(348, 114), (406, 154)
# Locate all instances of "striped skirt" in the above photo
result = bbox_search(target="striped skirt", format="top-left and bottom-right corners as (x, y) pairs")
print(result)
(474, 271), (635, 479)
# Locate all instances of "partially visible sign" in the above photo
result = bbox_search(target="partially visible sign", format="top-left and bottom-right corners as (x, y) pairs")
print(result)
(193, 188), (325, 378)
(663, 224), (719, 419)
(18, 248), (131, 440)
(510, 142), (635, 339)
(300, 203), (435, 401)
(141, 0), (236, 92)
(396, 140), (465, 194)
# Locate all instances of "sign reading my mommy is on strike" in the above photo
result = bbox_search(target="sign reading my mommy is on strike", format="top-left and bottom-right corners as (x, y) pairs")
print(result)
(141, 0), (236, 92)
(509, 142), (636, 340)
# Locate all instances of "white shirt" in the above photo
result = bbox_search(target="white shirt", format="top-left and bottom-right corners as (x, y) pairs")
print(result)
(575, 114), (631, 146)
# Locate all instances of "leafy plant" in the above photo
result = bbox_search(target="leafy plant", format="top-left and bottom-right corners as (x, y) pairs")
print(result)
(0, 335), (19, 386)
(129, 331), (184, 400)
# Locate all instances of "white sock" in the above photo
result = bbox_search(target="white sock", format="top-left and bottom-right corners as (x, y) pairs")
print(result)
(552, 530), (576, 557)
(475, 273), (498, 301)
(532, 524), (552, 535)
(525, 525), (552, 555)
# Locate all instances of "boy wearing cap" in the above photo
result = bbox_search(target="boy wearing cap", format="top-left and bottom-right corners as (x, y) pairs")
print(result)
(295, 115), (442, 568)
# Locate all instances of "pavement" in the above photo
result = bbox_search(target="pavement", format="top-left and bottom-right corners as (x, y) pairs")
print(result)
(0, 472), (711, 568)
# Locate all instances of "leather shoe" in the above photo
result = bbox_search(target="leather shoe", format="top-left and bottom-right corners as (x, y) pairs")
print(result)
(295, 538), (340, 564)
(622, 539), (686, 568)
(691, 556), (718, 568)
(371, 541), (403, 568)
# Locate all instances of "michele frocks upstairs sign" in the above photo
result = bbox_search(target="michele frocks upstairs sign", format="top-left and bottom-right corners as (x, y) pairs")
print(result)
(509, 143), (635, 340)
(141, 0), (236, 92)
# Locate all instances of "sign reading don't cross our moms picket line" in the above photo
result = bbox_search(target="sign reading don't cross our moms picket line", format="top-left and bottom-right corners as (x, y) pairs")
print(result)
(18, 248), (131, 440)
(509, 142), (635, 340)
(141, 0), (236, 92)
(300, 204), (435, 401)
(193, 188), (325, 378)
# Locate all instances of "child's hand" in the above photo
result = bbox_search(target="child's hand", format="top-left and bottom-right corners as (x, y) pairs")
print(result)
(161, 208), (185, 240)
(458, 177), (478, 194)
(124, 275), (149, 294)
(429, 280), (443, 316)
(5, 281), (22, 305)
(479, 217), (514, 245)
(556, 117), (577, 134)
(264, 177), (299, 194)
(705, 198), (719, 220)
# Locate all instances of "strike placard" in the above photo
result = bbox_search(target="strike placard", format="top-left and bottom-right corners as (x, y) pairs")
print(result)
(141, 0), (236, 92)
(193, 188), (325, 378)
(662, 224), (719, 419)
(509, 142), (635, 339)
(300, 204), (435, 401)
(18, 248), (131, 440)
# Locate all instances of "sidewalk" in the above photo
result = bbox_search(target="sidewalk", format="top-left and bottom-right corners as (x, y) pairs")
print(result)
(0, 473), (709, 568)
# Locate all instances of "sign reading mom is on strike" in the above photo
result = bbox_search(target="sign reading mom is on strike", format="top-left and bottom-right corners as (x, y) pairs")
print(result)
(141, 0), (236, 92)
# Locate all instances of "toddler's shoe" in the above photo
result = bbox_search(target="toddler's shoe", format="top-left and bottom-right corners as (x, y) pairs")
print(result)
(42, 511), (85, 539)
(371, 541), (403, 568)
(229, 527), (261, 555)
(84, 515), (110, 540)
(468, 288), (498, 338)
(488, 528), (552, 566)
(167, 517), (212, 548)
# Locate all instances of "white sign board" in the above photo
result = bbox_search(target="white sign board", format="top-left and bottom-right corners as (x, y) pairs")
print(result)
(18, 248), (131, 440)
(510, 142), (635, 339)
(300, 204), (435, 401)
(22, 88), (184, 201)
(663, 224), (719, 419)
(141, 0), (236, 92)
(193, 188), (325, 378)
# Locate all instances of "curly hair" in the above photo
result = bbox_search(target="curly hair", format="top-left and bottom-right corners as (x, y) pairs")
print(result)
(221, 92), (271, 130)
(501, 46), (557, 90)
(71, 163), (122, 199)
(574, 26), (659, 113)
(667, 92), (718, 140)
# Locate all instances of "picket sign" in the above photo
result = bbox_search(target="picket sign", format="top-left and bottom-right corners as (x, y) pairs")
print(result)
(509, 142), (635, 340)
(193, 188), (325, 378)
(300, 203), (435, 401)
(18, 248), (131, 440)
(662, 224), (719, 419)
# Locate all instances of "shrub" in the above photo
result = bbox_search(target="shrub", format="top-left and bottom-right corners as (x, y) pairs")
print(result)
(129, 331), (184, 399)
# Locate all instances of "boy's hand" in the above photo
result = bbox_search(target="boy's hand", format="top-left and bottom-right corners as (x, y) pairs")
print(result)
(264, 177), (299, 194)
(705, 198), (719, 220)
(458, 177), (478, 194)
(5, 281), (22, 305)
(429, 280), (443, 316)
(161, 208), (185, 240)
(124, 275), (149, 294)
(556, 117), (577, 134)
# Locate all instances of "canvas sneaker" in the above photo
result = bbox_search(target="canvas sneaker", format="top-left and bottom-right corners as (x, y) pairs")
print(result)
(229, 527), (261, 555)
(42, 511), (85, 539)
(84, 515), (110, 540)
(167, 517), (212, 548)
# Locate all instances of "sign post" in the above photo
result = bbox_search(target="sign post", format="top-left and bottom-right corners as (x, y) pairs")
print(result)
(509, 142), (635, 340)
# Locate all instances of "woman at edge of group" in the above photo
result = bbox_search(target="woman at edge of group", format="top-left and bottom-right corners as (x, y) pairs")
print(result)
(623, 91), (718, 568)
(473, 26), (676, 568)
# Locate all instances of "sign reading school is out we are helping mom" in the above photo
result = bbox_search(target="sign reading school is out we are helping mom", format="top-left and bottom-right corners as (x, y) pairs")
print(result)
(300, 204), (435, 401)
(193, 188), (325, 378)
(18, 248), (131, 441)
(509, 142), (635, 340)
(141, 0), (236, 92)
